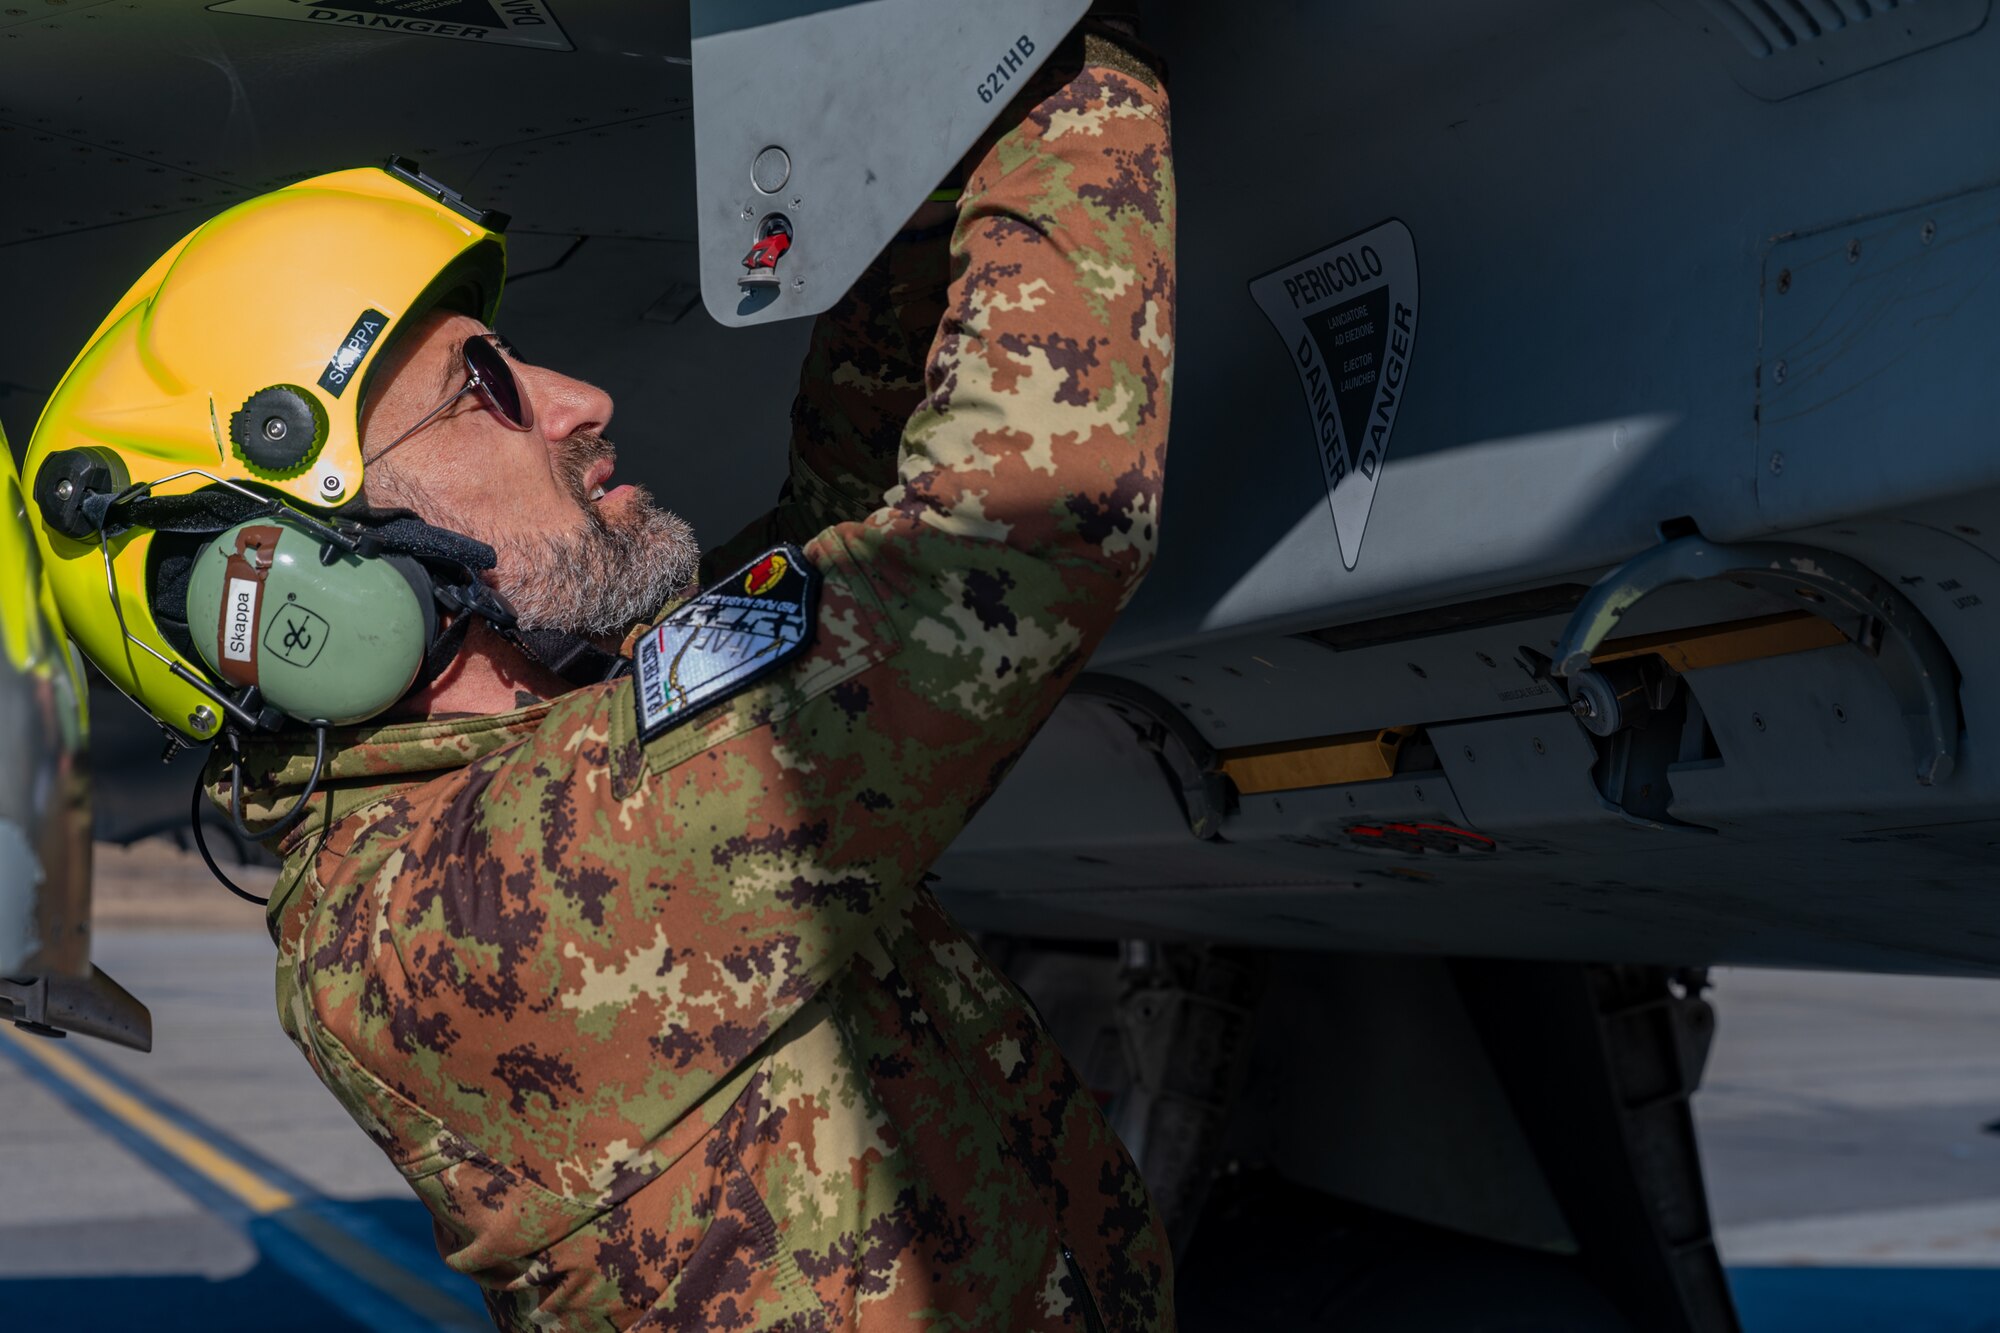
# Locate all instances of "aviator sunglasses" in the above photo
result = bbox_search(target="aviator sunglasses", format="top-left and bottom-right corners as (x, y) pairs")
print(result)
(363, 332), (535, 464)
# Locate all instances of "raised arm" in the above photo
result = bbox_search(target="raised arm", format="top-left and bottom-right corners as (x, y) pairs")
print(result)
(708, 32), (1174, 627)
(703, 231), (953, 576)
(835, 41), (1175, 667)
(652, 35), (1177, 904)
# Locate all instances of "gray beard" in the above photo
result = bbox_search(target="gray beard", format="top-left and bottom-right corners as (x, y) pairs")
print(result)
(494, 434), (700, 636)
(372, 432), (701, 638)
(496, 496), (699, 636)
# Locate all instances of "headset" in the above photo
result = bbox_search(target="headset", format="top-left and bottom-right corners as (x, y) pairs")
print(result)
(34, 459), (618, 901)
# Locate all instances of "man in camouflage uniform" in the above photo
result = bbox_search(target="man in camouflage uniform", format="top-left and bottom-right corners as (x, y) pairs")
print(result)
(233, 26), (1176, 1331)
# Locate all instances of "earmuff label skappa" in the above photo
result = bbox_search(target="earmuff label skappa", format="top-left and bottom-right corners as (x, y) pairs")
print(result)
(318, 308), (389, 397)
(223, 578), (260, 663)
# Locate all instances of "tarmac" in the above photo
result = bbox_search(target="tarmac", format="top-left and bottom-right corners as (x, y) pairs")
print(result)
(3, 845), (1999, 1331)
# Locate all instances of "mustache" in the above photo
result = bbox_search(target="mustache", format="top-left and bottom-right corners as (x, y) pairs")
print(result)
(554, 430), (616, 494)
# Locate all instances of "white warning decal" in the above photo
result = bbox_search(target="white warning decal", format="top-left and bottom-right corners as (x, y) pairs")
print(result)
(1249, 219), (1419, 571)
(206, 0), (573, 51)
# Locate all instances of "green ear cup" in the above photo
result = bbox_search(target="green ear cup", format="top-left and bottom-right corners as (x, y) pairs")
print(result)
(186, 514), (428, 726)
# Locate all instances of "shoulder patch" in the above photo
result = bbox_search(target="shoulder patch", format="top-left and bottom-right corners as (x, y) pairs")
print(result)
(632, 545), (819, 742)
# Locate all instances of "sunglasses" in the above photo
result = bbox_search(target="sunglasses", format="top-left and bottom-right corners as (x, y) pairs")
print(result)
(363, 333), (535, 465)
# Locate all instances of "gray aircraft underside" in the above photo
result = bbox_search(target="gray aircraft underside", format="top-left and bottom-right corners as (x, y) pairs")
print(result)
(4, 0), (1999, 981)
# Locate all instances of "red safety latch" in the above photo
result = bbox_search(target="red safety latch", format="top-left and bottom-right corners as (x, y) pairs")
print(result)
(743, 230), (792, 272)
(740, 215), (795, 291)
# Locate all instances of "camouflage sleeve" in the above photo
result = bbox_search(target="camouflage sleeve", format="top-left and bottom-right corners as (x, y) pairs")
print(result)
(700, 229), (953, 576)
(629, 47), (1174, 977)
(637, 50), (1174, 1036)
(840, 54), (1175, 651)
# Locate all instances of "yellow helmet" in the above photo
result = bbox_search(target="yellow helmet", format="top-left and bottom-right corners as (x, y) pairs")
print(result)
(22, 159), (507, 742)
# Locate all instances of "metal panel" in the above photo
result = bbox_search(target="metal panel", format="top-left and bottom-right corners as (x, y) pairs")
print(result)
(0, 6), (696, 248)
(1429, 712), (1618, 834)
(691, 0), (1091, 327)
(1102, 0), (2000, 661)
(1759, 179), (2000, 530)
(1654, 0), (1990, 101)
(1670, 645), (1924, 819)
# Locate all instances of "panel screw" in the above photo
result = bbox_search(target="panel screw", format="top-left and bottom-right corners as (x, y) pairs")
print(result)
(1775, 267), (1792, 295)
(791, 277), (806, 290)
(262, 416), (287, 441)
(1833, 704), (1847, 723)
(1772, 359), (1787, 385)
(1532, 737), (1546, 755)
(1769, 451), (1784, 475)
(1463, 746), (1477, 763)
(319, 475), (343, 497)
(1751, 712), (1766, 732)
(1847, 238), (1862, 263)
(1921, 220), (1937, 245)
(188, 706), (216, 732)
(53, 478), (74, 501)
(789, 196), (803, 210)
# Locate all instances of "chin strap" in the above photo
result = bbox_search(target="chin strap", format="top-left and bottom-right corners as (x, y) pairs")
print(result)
(405, 588), (626, 697)
(509, 627), (628, 685)
(409, 559), (514, 694)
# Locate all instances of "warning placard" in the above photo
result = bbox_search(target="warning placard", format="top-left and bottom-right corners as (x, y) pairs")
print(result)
(1249, 219), (1419, 571)
(208, 0), (573, 51)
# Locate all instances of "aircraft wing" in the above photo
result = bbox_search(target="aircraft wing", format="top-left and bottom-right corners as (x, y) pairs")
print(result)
(3, 1), (2000, 981)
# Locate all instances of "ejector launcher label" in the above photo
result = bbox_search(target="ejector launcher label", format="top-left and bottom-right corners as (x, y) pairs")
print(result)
(1250, 219), (1419, 571)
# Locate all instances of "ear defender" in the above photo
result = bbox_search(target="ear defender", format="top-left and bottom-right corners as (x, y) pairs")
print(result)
(184, 514), (430, 726)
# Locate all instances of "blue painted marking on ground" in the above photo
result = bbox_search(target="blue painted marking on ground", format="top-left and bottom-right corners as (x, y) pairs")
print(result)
(0, 1035), (479, 1332)
(48, 1031), (479, 1315)
(0, 1250), (379, 1333)
(0, 1195), (450, 1333)
(1732, 1266), (2000, 1333)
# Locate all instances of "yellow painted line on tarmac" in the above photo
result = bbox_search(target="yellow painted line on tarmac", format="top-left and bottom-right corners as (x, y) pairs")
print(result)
(0, 1023), (491, 1330)
(0, 1025), (296, 1215)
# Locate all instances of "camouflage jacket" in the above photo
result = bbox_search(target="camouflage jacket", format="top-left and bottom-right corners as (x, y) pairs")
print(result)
(234, 42), (1176, 1333)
